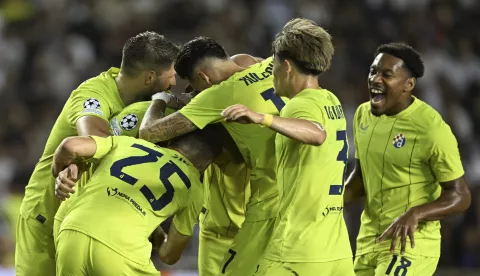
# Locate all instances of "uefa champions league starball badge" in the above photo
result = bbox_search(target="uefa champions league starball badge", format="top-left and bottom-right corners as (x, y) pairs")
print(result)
(393, 133), (406, 148)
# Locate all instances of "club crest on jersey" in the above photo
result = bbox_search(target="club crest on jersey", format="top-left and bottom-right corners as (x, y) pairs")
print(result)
(393, 134), (406, 148)
(120, 114), (138, 131)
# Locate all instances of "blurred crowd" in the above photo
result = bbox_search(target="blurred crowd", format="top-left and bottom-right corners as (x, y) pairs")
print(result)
(0, 0), (479, 272)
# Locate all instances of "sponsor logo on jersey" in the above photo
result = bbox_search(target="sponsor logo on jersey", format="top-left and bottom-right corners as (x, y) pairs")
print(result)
(322, 205), (344, 217)
(106, 187), (146, 216)
(360, 122), (369, 132)
(393, 133), (406, 148)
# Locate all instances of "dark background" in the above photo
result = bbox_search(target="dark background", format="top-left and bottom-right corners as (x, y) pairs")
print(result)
(0, 0), (479, 274)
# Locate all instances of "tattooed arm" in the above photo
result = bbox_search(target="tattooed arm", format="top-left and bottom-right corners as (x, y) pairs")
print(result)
(139, 111), (197, 143)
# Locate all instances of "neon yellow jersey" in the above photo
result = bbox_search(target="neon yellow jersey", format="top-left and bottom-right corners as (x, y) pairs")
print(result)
(201, 155), (251, 237)
(354, 97), (464, 257)
(110, 101), (176, 137)
(20, 68), (124, 230)
(54, 101), (176, 224)
(179, 57), (287, 220)
(60, 136), (202, 265)
(264, 89), (352, 262)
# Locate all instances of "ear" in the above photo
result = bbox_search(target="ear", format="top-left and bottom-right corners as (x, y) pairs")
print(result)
(198, 71), (212, 86)
(404, 77), (416, 93)
(145, 70), (156, 85)
(284, 59), (294, 79)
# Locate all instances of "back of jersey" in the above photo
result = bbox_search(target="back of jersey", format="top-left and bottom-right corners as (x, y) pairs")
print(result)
(60, 136), (201, 265)
(180, 57), (288, 220)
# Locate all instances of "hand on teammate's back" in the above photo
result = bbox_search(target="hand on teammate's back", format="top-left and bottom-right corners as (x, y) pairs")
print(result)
(221, 104), (263, 124)
(55, 164), (84, 201)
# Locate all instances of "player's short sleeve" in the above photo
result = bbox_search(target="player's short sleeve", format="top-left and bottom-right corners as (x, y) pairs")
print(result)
(89, 136), (114, 160)
(179, 82), (236, 129)
(281, 94), (327, 127)
(172, 181), (203, 236)
(66, 89), (112, 127)
(427, 121), (464, 182)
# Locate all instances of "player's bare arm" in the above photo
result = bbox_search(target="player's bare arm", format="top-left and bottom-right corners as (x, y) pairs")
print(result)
(139, 92), (181, 137)
(343, 159), (365, 204)
(222, 104), (326, 146)
(158, 223), (192, 265)
(377, 176), (471, 255)
(76, 116), (111, 137)
(139, 111), (197, 143)
(52, 137), (97, 177)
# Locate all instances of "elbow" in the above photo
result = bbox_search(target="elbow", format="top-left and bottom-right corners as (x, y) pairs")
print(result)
(305, 133), (326, 146)
(459, 188), (472, 213)
(138, 126), (150, 140)
(59, 137), (78, 155)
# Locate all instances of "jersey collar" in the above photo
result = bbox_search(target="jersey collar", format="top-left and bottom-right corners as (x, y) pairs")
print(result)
(383, 96), (420, 119)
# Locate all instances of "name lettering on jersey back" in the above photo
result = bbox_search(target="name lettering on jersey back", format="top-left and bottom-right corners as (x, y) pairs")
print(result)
(324, 105), (345, 120)
(239, 62), (273, 86)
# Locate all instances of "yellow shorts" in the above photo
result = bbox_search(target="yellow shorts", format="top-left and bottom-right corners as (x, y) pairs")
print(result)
(198, 226), (236, 276)
(56, 229), (159, 276)
(15, 215), (56, 276)
(354, 251), (439, 276)
(219, 217), (276, 276)
(255, 258), (355, 276)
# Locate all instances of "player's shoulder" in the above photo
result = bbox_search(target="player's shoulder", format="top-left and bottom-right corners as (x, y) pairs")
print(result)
(72, 67), (118, 96)
(410, 98), (454, 139)
(410, 98), (449, 130)
(354, 102), (371, 119)
(229, 56), (273, 84)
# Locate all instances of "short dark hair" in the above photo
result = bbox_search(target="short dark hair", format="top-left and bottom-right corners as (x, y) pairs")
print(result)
(121, 31), (179, 76)
(375, 42), (424, 78)
(167, 124), (225, 162)
(174, 37), (229, 79)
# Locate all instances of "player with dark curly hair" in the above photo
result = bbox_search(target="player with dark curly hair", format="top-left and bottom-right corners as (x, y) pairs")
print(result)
(344, 42), (471, 275)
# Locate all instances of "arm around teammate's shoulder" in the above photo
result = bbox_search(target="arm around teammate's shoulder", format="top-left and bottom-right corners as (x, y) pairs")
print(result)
(343, 159), (365, 204)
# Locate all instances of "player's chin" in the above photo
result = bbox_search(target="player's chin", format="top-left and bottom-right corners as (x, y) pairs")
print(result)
(370, 102), (385, 117)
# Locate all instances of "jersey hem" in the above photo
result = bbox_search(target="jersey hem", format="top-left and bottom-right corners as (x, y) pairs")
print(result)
(264, 254), (353, 263)
(60, 225), (150, 266)
(178, 109), (207, 130)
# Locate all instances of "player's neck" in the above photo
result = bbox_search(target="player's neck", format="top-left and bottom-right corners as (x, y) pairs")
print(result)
(386, 96), (414, 116)
(288, 74), (320, 98)
(213, 60), (245, 83)
(115, 73), (142, 106)
(170, 146), (211, 172)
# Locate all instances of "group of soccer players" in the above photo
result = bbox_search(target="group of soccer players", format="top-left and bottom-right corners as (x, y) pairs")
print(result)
(14, 17), (471, 276)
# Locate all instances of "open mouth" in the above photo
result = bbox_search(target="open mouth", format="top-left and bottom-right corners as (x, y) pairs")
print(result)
(370, 88), (385, 104)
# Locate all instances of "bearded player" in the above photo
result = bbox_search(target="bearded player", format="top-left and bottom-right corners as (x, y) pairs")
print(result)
(16, 31), (178, 276)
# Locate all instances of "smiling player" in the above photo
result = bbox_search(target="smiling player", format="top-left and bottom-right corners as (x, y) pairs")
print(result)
(344, 42), (471, 276)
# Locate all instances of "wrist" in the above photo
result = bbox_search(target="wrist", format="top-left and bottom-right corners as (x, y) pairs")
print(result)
(260, 114), (273, 127)
(408, 206), (422, 220)
(152, 92), (172, 103)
